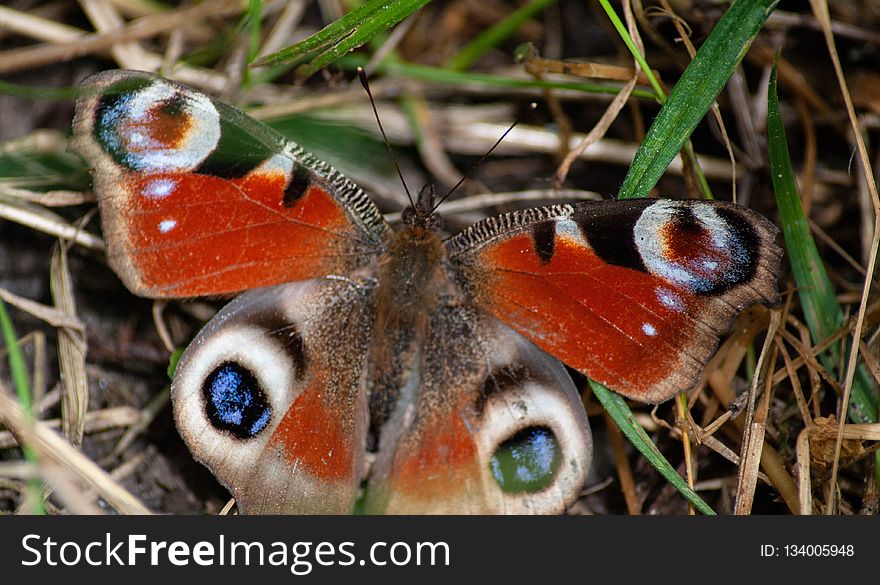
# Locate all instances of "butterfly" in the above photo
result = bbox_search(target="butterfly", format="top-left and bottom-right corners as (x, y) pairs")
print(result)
(72, 69), (782, 514)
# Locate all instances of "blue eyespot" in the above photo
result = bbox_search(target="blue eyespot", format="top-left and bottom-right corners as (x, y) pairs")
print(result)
(490, 426), (561, 493)
(203, 362), (271, 439)
(95, 93), (134, 167)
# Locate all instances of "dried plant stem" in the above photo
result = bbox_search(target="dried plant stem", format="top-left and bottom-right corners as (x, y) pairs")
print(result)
(604, 412), (641, 514)
(50, 246), (88, 447)
(0, 0), (241, 90)
(809, 0), (880, 515)
(0, 384), (152, 514)
(734, 310), (782, 514)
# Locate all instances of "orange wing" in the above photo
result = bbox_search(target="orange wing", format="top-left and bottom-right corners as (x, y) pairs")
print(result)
(447, 199), (782, 403)
(364, 306), (591, 514)
(73, 70), (389, 298)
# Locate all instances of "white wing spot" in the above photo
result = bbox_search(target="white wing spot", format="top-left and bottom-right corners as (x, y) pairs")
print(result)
(656, 287), (684, 312)
(642, 323), (657, 336)
(158, 219), (177, 233)
(144, 177), (177, 199)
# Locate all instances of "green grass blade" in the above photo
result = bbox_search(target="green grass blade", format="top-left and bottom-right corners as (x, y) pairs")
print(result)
(0, 300), (32, 412)
(0, 78), (80, 100)
(596, 0), (665, 100)
(244, 0), (263, 65)
(598, 0), (714, 200)
(618, 0), (778, 200)
(767, 64), (878, 423)
(0, 147), (90, 192)
(590, 380), (715, 515)
(255, 0), (397, 65)
(337, 56), (657, 99)
(253, 0), (432, 73)
(445, 0), (557, 71)
(0, 298), (44, 514)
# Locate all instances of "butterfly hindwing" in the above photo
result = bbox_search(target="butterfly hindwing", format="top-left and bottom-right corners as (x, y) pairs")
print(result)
(448, 198), (782, 403)
(72, 70), (390, 298)
(171, 277), (373, 514)
(364, 301), (592, 514)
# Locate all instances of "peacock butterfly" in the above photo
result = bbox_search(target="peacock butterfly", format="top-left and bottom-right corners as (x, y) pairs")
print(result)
(71, 69), (782, 514)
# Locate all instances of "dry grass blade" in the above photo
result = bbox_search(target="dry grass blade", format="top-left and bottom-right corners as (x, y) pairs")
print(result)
(688, 425), (772, 485)
(0, 406), (141, 449)
(445, 123), (737, 179)
(50, 245), (88, 447)
(110, 388), (170, 459)
(797, 419), (880, 515)
(80, 0), (149, 70)
(29, 465), (104, 514)
(0, 0), (242, 74)
(777, 338), (812, 426)
(0, 5), (84, 43)
(657, 0), (737, 201)
(0, 384), (152, 514)
(809, 0), (880, 515)
(747, 46), (832, 116)
(796, 426), (814, 514)
(858, 340), (880, 387)
(604, 411), (640, 514)
(405, 92), (471, 188)
(675, 395), (697, 515)
(734, 310), (782, 514)
(555, 74), (637, 187)
(257, 0), (308, 60)
(524, 53), (654, 84)
(0, 185), (94, 207)
(0, 197), (105, 251)
(0, 287), (84, 331)
(219, 498), (237, 515)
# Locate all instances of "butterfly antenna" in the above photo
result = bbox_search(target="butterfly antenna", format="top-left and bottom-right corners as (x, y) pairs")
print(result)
(432, 102), (537, 213)
(357, 67), (415, 209)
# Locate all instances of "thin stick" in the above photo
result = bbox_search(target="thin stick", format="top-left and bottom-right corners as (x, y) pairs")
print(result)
(0, 385), (151, 514)
(0, 0), (243, 75)
(603, 411), (641, 514)
(675, 393), (696, 515)
(733, 310), (783, 514)
(810, 0), (880, 515)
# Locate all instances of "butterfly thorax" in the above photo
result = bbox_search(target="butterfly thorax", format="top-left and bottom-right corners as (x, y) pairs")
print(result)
(374, 184), (445, 330)
(371, 222), (446, 363)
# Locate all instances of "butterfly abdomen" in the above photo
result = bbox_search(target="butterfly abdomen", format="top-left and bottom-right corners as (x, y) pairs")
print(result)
(373, 225), (446, 333)
(365, 224), (448, 441)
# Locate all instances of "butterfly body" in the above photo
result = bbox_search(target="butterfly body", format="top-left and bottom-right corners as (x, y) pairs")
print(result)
(73, 70), (782, 514)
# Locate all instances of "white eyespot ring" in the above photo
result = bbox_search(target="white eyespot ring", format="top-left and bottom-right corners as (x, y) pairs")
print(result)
(101, 80), (221, 172)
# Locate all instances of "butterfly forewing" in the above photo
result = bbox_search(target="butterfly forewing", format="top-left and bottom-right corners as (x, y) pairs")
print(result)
(448, 199), (783, 404)
(72, 70), (390, 298)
